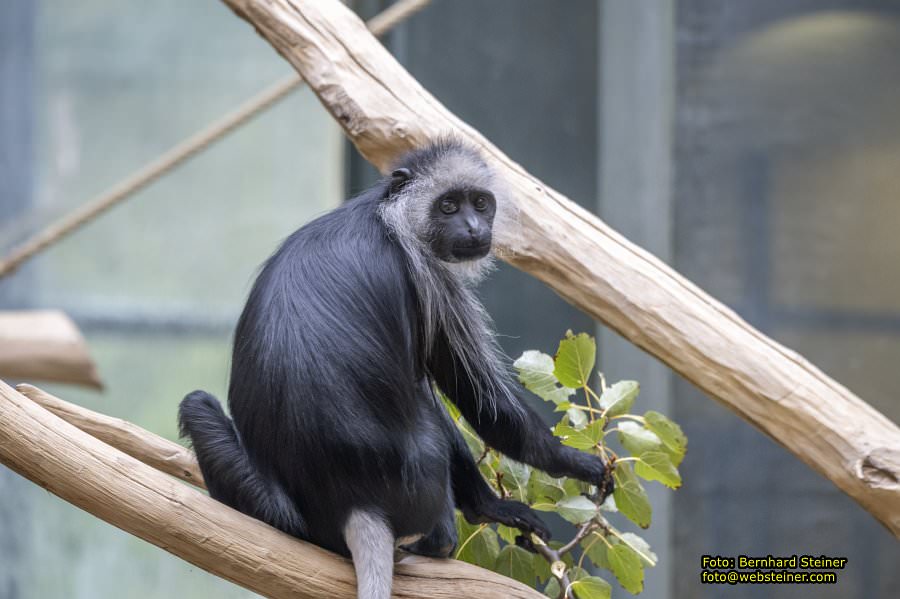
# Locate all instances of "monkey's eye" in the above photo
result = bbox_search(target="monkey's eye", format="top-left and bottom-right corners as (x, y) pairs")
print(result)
(439, 198), (458, 214)
(473, 196), (489, 212)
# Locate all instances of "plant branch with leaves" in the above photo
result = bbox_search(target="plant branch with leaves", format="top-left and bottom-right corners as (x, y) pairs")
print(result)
(446, 331), (687, 599)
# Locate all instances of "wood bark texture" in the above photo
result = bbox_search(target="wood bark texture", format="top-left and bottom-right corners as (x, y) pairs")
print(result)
(16, 383), (204, 487)
(0, 380), (542, 598)
(0, 310), (102, 389)
(219, 0), (900, 536)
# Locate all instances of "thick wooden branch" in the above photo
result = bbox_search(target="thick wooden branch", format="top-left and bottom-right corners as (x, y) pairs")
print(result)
(16, 383), (204, 487)
(220, 0), (900, 535)
(0, 310), (102, 389)
(0, 379), (541, 598)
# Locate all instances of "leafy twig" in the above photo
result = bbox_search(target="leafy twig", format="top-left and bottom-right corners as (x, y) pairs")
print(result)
(558, 521), (598, 555)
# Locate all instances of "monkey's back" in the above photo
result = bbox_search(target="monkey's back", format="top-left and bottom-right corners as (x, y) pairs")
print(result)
(227, 189), (451, 553)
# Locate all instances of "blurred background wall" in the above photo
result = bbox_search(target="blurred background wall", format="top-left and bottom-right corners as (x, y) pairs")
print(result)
(1, 0), (899, 598)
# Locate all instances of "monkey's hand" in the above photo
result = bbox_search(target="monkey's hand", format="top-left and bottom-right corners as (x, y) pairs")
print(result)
(594, 457), (616, 502)
(464, 499), (550, 542)
(549, 447), (616, 502)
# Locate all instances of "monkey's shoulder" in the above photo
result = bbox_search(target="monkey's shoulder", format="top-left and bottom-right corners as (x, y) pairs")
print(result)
(246, 194), (417, 334)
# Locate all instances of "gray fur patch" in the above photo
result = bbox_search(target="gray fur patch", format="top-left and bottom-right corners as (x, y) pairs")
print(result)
(344, 510), (394, 599)
(378, 141), (523, 420)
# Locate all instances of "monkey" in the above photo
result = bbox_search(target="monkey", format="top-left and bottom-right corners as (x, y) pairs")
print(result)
(178, 138), (614, 599)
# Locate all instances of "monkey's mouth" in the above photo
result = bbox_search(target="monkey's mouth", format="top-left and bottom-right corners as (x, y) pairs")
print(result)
(450, 243), (492, 261)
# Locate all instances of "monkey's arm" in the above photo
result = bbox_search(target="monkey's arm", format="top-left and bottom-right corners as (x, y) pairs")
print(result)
(431, 340), (614, 498)
(440, 411), (549, 539)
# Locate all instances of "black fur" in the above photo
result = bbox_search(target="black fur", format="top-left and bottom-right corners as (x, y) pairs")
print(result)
(178, 140), (612, 559)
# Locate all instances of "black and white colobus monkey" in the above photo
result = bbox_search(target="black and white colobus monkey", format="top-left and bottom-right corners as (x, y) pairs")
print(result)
(178, 139), (614, 599)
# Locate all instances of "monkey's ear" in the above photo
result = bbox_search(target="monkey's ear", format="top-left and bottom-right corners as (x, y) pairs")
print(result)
(389, 168), (412, 195)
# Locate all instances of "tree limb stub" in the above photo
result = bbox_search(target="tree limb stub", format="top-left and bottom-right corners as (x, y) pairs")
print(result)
(0, 380), (542, 598)
(0, 310), (102, 389)
(220, 0), (900, 536)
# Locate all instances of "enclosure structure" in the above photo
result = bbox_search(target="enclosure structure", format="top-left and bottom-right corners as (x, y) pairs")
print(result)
(1, 1), (900, 599)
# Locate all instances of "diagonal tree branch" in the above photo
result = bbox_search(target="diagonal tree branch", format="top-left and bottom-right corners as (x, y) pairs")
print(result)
(16, 383), (204, 487)
(0, 380), (542, 599)
(219, 0), (900, 536)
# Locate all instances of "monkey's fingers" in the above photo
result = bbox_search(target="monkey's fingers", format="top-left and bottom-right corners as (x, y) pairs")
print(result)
(482, 499), (550, 541)
(514, 534), (537, 553)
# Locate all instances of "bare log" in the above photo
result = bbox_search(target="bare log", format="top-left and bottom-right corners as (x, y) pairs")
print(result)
(219, 0), (900, 536)
(0, 379), (541, 598)
(16, 383), (204, 487)
(0, 310), (102, 389)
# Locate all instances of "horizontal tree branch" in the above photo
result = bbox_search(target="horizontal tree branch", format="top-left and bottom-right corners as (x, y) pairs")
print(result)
(220, 0), (900, 536)
(0, 380), (542, 598)
(0, 310), (102, 389)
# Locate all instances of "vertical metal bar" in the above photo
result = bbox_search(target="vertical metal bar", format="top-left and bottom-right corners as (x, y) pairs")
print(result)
(599, 2), (676, 597)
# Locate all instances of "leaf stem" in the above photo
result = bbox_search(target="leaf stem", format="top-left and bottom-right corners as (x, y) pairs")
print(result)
(586, 385), (603, 404)
(583, 386), (595, 424)
(454, 523), (488, 559)
(610, 414), (645, 423)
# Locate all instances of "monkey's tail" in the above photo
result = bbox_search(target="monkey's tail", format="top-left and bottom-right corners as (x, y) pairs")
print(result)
(343, 510), (395, 599)
(178, 390), (306, 537)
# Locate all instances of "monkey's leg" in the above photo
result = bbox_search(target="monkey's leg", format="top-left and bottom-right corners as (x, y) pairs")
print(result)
(441, 414), (551, 541)
(178, 390), (306, 537)
(400, 493), (458, 558)
(343, 510), (395, 599)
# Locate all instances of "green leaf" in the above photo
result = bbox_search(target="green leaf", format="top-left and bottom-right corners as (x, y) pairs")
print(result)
(556, 495), (598, 524)
(553, 421), (577, 437)
(567, 406), (589, 428)
(617, 421), (664, 456)
(527, 471), (566, 504)
(570, 576), (612, 599)
(553, 331), (596, 388)
(635, 451), (682, 489)
(619, 532), (658, 567)
(644, 411), (687, 466)
(498, 456), (532, 501)
(580, 533), (610, 569)
(478, 460), (495, 483)
(559, 419), (605, 451)
(607, 543), (644, 594)
(455, 513), (500, 569)
(613, 464), (652, 528)
(599, 381), (639, 418)
(494, 545), (536, 586)
(460, 420), (485, 458)
(543, 578), (560, 598)
(496, 525), (519, 545)
(563, 477), (591, 497)
(533, 551), (552, 584)
(569, 566), (591, 582)
(439, 389), (462, 421)
(514, 350), (576, 404)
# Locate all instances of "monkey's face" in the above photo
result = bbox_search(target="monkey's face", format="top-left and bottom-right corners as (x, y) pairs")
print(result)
(428, 188), (496, 262)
